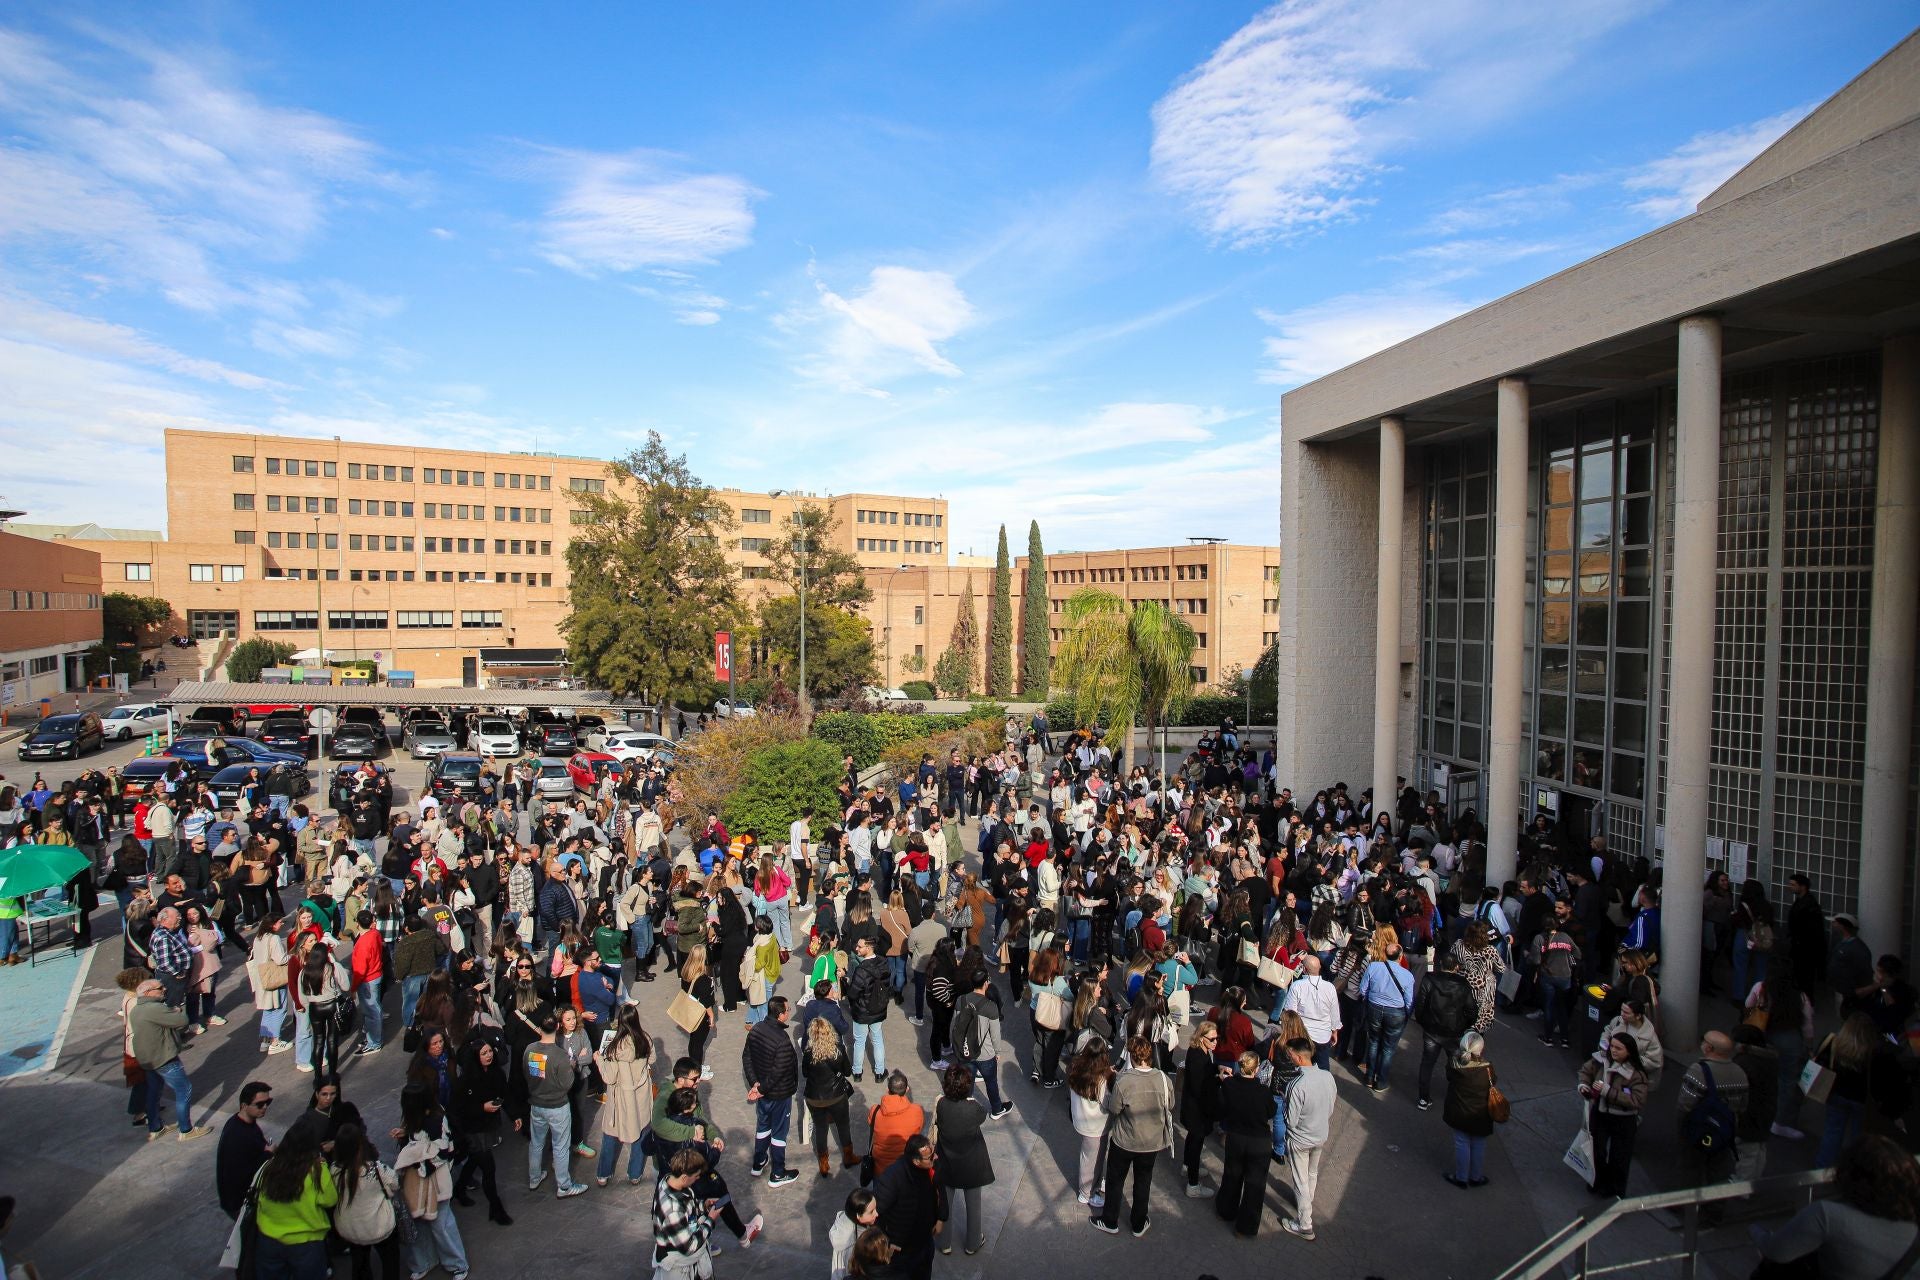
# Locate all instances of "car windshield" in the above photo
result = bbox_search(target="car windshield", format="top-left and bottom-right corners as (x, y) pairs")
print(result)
(104, 708), (135, 719)
(415, 721), (451, 735)
(263, 718), (305, 730)
(39, 716), (81, 730)
(438, 759), (481, 779)
(478, 720), (512, 734)
(539, 763), (569, 778)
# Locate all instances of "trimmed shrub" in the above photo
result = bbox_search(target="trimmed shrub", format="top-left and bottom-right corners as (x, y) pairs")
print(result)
(811, 708), (1006, 771)
(1041, 691), (1252, 732)
(901, 680), (936, 701)
(724, 738), (843, 840)
(673, 713), (810, 823)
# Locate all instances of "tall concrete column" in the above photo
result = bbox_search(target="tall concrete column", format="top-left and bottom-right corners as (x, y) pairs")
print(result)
(1486, 377), (1530, 888)
(1374, 416), (1406, 825)
(1663, 315), (1721, 1048)
(1860, 335), (1920, 958)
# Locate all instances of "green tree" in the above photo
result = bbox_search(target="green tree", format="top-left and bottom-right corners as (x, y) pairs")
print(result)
(560, 432), (740, 705)
(754, 593), (877, 700)
(987, 525), (1013, 697)
(724, 738), (845, 840)
(934, 574), (981, 697)
(104, 592), (172, 648)
(1020, 520), (1050, 696)
(1052, 589), (1196, 772)
(226, 638), (297, 683)
(760, 502), (870, 609)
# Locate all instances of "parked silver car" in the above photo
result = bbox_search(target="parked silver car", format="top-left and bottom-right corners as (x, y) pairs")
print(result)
(404, 717), (457, 759)
(533, 756), (575, 799)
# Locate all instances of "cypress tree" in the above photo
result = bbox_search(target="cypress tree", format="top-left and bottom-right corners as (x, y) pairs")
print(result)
(988, 525), (1013, 697)
(1021, 520), (1050, 695)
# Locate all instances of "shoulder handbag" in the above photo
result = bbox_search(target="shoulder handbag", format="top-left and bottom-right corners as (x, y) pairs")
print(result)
(667, 987), (707, 1034)
(1237, 937), (1261, 967)
(1798, 1036), (1837, 1104)
(1257, 955), (1297, 990)
(218, 1167), (264, 1278)
(1034, 989), (1068, 1032)
(859, 1105), (881, 1186)
(1166, 987), (1191, 1023)
(254, 948), (289, 992)
(1486, 1066), (1511, 1124)
(402, 1158), (440, 1221)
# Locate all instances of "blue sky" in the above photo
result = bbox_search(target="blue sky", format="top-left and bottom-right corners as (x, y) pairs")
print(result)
(1, 2), (1911, 555)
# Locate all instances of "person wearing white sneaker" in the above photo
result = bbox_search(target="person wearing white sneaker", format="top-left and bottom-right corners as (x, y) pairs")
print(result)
(396, 1082), (470, 1279)
(651, 1148), (719, 1279)
(128, 978), (212, 1141)
(1281, 1037), (1335, 1242)
(1092, 1036), (1174, 1238)
(1067, 1035), (1114, 1209)
(523, 1014), (588, 1198)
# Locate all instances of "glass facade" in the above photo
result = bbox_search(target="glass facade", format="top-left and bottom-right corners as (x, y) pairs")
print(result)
(1418, 439), (1491, 767)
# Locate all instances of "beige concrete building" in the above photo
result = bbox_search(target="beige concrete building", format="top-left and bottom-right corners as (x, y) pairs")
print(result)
(1276, 31), (1920, 1044)
(26, 429), (946, 686)
(867, 542), (1279, 693)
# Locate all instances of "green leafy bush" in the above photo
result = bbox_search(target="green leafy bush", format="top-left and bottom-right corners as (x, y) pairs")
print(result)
(1041, 691), (1252, 732)
(226, 638), (297, 684)
(811, 708), (1005, 770)
(901, 680), (936, 701)
(724, 738), (844, 840)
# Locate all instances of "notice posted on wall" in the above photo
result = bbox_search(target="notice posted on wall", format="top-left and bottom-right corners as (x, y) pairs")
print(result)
(1728, 841), (1750, 883)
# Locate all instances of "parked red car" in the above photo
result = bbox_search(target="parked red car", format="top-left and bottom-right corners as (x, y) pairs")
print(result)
(566, 751), (617, 794)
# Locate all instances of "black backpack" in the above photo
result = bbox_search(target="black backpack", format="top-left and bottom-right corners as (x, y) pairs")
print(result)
(1683, 1062), (1738, 1156)
(949, 999), (983, 1060)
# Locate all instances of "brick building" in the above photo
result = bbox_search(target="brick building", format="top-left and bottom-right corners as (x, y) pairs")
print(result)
(0, 526), (103, 709)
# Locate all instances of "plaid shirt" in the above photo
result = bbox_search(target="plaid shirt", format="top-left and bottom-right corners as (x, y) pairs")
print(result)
(149, 926), (192, 980)
(651, 1176), (711, 1260)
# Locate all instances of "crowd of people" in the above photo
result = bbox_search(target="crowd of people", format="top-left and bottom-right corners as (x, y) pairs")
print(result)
(3, 707), (1917, 1279)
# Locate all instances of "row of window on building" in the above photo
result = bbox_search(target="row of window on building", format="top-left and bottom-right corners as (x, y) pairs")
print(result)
(0, 656), (62, 678)
(855, 509), (942, 527)
(1052, 564), (1214, 586)
(233, 454), (590, 493)
(255, 567), (555, 586)
(855, 538), (944, 553)
(250, 609), (506, 631)
(1047, 594), (1211, 615)
(0, 590), (102, 610)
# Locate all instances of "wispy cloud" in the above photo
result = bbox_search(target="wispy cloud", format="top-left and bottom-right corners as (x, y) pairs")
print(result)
(785, 264), (975, 397)
(0, 25), (397, 312)
(1150, 0), (1653, 246)
(1258, 290), (1475, 387)
(1623, 106), (1810, 220)
(0, 291), (277, 389)
(534, 148), (759, 274)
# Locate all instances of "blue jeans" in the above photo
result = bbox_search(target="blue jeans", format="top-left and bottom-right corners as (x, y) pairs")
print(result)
(143, 1057), (194, 1133)
(400, 973), (428, 1035)
(852, 1020), (887, 1075)
(293, 1006), (312, 1065)
(357, 983), (383, 1050)
(768, 899), (792, 951)
(1816, 1097), (1864, 1168)
(1732, 934), (1766, 1005)
(596, 1134), (649, 1181)
(406, 1203), (467, 1276)
(1538, 974), (1572, 1041)
(1363, 1005), (1409, 1086)
(529, 1103), (581, 1192)
(968, 1056), (1004, 1111)
(1070, 917), (1092, 960)
(1453, 1130), (1487, 1182)
(258, 995), (287, 1041)
(268, 795), (292, 819)
(0, 917), (18, 961)
(753, 1096), (792, 1175)
(1270, 1099), (1288, 1159)
(254, 1235), (328, 1280)
(887, 955), (908, 994)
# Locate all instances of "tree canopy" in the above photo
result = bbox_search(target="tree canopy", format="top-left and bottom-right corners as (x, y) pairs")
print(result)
(987, 525), (1013, 698)
(934, 574), (981, 697)
(1052, 589), (1195, 769)
(760, 502), (870, 610)
(104, 592), (172, 648)
(560, 433), (740, 704)
(226, 638), (297, 683)
(1020, 521), (1050, 695)
(754, 593), (877, 701)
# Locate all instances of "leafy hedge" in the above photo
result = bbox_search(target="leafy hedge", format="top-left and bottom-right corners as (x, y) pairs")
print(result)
(1041, 692), (1257, 732)
(811, 703), (1009, 770)
(724, 737), (844, 840)
(901, 680), (936, 700)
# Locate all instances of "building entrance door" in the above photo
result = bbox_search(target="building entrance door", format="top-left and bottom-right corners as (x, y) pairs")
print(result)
(461, 656), (477, 687)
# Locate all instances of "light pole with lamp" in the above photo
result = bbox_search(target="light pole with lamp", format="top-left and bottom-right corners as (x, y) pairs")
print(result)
(881, 562), (912, 689)
(767, 491), (809, 711)
(313, 515), (326, 679)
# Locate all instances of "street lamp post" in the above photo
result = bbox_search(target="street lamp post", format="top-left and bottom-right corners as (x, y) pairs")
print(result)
(882, 562), (911, 689)
(768, 491), (810, 711)
(314, 515), (326, 678)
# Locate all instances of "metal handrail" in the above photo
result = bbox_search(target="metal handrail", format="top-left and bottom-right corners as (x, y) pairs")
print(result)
(1494, 1167), (1835, 1280)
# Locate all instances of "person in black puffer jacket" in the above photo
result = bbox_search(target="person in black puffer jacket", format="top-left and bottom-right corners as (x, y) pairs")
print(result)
(801, 1014), (855, 1176)
(1413, 953), (1476, 1110)
(845, 937), (893, 1082)
(449, 1034), (515, 1225)
(743, 998), (800, 1184)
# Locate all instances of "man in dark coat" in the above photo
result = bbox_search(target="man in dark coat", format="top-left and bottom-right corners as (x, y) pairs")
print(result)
(874, 1133), (947, 1278)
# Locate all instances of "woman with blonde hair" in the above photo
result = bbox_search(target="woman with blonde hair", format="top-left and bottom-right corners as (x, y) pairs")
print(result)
(678, 942), (716, 1080)
(803, 1014), (857, 1177)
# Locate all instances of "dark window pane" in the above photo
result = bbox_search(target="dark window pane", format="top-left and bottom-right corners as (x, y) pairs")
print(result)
(1539, 695), (1567, 738)
(1463, 475), (1488, 517)
(1536, 738), (1564, 780)
(1613, 652), (1649, 701)
(1622, 444), (1652, 494)
(1577, 602), (1610, 647)
(1434, 643), (1457, 680)
(1458, 682), (1483, 725)
(1611, 752), (1644, 800)
(1613, 701), (1646, 752)
(1437, 481), (1460, 519)
(1574, 697), (1607, 746)
(1575, 651), (1607, 696)
(1463, 558), (1487, 598)
(1457, 724), (1482, 763)
(1437, 603), (1457, 639)
(1622, 495), (1652, 546)
(1570, 748), (1601, 790)
(1464, 517), (1487, 558)
(1462, 603), (1485, 641)
(1437, 522), (1460, 559)
(1435, 722), (1455, 757)
(1540, 648), (1570, 694)
(1437, 561), (1460, 599)
(1461, 642), (1485, 684)
(1435, 682), (1456, 722)
(1614, 600), (1651, 650)
(1619, 548), (1652, 598)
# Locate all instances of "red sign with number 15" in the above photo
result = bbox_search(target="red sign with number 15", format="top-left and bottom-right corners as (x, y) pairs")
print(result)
(714, 631), (732, 683)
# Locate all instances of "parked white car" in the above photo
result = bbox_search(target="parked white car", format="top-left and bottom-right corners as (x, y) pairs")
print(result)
(100, 703), (172, 741)
(863, 686), (910, 702)
(471, 716), (521, 756)
(712, 698), (756, 718)
(592, 730), (676, 761)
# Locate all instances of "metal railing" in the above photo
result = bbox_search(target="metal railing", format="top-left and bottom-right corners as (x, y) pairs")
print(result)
(1495, 1167), (1835, 1280)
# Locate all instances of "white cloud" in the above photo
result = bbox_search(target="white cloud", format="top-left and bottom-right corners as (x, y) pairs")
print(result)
(429, 227), (456, 240)
(0, 26), (394, 311)
(1258, 290), (1475, 387)
(1623, 106), (1811, 220)
(0, 292), (276, 389)
(791, 265), (975, 396)
(1150, 0), (1651, 246)
(535, 149), (759, 274)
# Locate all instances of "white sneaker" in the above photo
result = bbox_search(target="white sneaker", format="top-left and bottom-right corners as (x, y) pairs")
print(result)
(294, 1063), (314, 1073)
(208, 1015), (229, 1026)
(1184, 1182), (1213, 1198)
(700, 1065), (714, 1081)
(741, 1213), (764, 1248)
(266, 1042), (291, 1055)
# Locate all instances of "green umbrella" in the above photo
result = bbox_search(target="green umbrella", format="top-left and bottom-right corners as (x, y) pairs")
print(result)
(0, 845), (90, 898)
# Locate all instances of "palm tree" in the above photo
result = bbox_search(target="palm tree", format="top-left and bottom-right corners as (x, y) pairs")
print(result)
(1052, 589), (1197, 773)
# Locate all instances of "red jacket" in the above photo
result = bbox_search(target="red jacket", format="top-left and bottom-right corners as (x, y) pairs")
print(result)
(350, 928), (384, 989)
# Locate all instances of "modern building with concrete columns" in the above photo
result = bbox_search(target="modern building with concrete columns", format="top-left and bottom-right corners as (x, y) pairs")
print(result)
(1276, 30), (1920, 1046)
